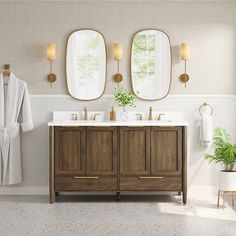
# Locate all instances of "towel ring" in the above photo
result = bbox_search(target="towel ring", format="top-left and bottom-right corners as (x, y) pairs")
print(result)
(199, 102), (213, 116)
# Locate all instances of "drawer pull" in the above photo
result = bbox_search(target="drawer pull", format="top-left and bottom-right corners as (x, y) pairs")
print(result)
(72, 176), (99, 179)
(138, 176), (164, 179)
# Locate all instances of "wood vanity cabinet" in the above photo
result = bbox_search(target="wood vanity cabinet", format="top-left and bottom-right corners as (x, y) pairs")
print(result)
(50, 126), (187, 204)
(86, 127), (118, 176)
(119, 127), (150, 175)
(54, 127), (86, 175)
(52, 127), (117, 198)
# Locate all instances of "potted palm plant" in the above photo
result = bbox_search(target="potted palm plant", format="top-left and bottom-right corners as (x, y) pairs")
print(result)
(204, 128), (236, 191)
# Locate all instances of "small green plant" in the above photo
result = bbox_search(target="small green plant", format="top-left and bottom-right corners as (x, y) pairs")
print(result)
(204, 128), (236, 171)
(113, 87), (136, 108)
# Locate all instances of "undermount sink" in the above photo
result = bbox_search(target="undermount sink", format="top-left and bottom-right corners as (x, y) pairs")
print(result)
(52, 111), (105, 122)
(128, 120), (173, 123)
(62, 120), (79, 123)
(62, 120), (101, 123)
(75, 120), (105, 123)
(126, 111), (184, 122)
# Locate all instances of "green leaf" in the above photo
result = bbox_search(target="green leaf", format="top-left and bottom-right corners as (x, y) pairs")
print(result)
(204, 128), (236, 171)
(113, 87), (136, 108)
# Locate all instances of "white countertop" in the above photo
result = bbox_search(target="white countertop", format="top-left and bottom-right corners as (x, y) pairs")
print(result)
(48, 120), (189, 127)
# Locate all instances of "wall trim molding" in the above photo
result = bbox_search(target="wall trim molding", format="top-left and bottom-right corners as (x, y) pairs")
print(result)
(30, 94), (236, 99)
(0, 186), (217, 196)
(188, 186), (218, 197)
(0, 186), (49, 195)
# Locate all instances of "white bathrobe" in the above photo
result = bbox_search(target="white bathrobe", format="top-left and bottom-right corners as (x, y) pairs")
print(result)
(0, 72), (33, 185)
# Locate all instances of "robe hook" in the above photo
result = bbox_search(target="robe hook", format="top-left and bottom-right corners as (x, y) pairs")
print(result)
(3, 64), (10, 70)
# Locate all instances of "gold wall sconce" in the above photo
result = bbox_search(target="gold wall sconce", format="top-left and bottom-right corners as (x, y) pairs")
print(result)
(113, 43), (123, 86)
(47, 43), (56, 86)
(179, 43), (190, 88)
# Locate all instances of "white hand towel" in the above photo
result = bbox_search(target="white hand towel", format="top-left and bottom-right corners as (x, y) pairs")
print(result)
(199, 115), (213, 146)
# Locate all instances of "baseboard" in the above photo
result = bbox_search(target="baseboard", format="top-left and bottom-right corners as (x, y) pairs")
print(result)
(188, 186), (218, 197)
(0, 186), (48, 195)
(0, 185), (218, 196)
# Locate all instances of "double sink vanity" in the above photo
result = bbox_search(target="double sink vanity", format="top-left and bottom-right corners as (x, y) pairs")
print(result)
(48, 28), (188, 204)
(48, 111), (188, 204)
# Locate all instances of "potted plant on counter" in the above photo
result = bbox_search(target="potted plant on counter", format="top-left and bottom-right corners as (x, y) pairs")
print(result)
(204, 128), (236, 191)
(113, 87), (136, 121)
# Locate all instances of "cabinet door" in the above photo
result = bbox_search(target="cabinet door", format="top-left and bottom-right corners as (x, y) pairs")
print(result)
(55, 127), (85, 175)
(151, 127), (182, 175)
(120, 127), (150, 175)
(86, 127), (118, 175)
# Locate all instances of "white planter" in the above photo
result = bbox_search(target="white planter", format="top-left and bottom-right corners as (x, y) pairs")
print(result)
(219, 171), (236, 191)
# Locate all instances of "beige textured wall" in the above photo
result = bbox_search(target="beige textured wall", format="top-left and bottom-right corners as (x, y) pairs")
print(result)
(0, 1), (236, 94)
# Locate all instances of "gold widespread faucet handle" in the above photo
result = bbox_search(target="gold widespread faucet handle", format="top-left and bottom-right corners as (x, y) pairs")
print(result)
(136, 114), (142, 120)
(93, 113), (101, 121)
(72, 113), (78, 121)
(157, 113), (165, 121)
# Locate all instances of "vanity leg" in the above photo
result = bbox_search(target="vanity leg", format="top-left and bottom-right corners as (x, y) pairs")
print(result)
(49, 127), (55, 204)
(182, 126), (187, 205)
(50, 191), (55, 204)
(116, 192), (120, 201)
(183, 190), (187, 204)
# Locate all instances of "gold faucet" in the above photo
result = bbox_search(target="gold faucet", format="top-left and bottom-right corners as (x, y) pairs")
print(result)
(148, 106), (152, 120)
(72, 113), (78, 121)
(93, 113), (100, 121)
(157, 113), (165, 121)
(84, 107), (88, 120)
(136, 114), (142, 120)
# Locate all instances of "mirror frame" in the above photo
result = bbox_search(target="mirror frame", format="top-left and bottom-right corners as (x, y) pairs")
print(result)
(130, 28), (172, 101)
(66, 28), (107, 101)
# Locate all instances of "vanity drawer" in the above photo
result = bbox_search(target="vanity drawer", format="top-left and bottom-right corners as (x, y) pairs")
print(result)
(120, 176), (182, 191)
(55, 176), (117, 191)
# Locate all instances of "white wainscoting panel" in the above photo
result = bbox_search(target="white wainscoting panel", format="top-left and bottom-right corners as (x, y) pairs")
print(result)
(0, 95), (235, 195)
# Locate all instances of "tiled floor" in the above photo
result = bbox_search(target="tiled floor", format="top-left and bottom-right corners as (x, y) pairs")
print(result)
(0, 194), (235, 236)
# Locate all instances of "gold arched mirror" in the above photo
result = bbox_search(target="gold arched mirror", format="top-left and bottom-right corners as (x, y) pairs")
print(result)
(131, 29), (172, 100)
(66, 29), (107, 100)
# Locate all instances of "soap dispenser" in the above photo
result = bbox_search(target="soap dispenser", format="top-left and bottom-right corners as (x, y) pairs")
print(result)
(110, 107), (116, 121)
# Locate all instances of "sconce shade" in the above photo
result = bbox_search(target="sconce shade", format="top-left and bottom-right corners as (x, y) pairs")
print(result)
(47, 43), (56, 60)
(180, 43), (189, 60)
(114, 43), (122, 60)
